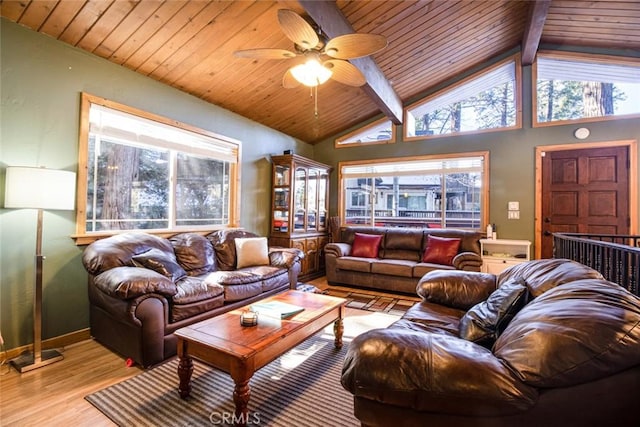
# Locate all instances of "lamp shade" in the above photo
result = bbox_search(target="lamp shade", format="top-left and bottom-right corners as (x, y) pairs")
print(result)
(4, 166), (76, 211)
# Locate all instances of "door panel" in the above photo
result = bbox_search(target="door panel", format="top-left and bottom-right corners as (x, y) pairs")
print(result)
(541, 146), (629, 258)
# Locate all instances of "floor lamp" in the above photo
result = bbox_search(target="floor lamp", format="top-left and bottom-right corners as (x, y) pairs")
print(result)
(4, 166), (76, 373)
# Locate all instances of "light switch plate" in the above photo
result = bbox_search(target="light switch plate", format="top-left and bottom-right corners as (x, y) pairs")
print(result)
(508, 210), (520, 219)
(508, 201), (519, 211)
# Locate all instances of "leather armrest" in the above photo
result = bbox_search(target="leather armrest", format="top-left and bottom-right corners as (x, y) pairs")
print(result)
(268, 247), (304, 268)
(325, 242), (351, 257)
(92, 266), (178, 299)
(452, 251), (483, 270)
(417, 270), (496, 310)
(341, 328), (537, 416)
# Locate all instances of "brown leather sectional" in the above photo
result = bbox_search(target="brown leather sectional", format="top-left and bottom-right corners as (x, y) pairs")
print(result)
(324, 226), (484, 294)
(82, 229), (302, 367)
(341, 258), (640, 426)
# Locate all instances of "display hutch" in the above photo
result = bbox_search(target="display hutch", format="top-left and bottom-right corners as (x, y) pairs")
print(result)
(269, 154), (331, 280)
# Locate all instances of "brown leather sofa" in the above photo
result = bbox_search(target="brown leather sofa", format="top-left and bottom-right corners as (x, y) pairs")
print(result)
(82, 229), (302, 367)
(325, 226), (483, 294)
(341, 258), (640, 426)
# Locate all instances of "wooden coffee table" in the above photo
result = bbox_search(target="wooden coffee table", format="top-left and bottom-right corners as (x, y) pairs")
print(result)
(175, 290), (346, 425)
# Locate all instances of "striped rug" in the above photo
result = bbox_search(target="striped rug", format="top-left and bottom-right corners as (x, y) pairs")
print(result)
(85, 325), (385, 426)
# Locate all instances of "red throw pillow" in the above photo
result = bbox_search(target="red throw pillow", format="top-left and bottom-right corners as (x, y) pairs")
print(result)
(351, 233), (383, 258)
(422, 235), (461, 266)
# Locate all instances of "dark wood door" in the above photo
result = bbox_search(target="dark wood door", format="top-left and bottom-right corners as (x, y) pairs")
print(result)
(541, 146), (630, 258)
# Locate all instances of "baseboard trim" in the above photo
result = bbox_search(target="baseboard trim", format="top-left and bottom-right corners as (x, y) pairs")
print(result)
(2, 328), (91, 361)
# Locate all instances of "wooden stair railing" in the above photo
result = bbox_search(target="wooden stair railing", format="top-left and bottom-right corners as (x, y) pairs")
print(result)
(553, 233), (640, 297)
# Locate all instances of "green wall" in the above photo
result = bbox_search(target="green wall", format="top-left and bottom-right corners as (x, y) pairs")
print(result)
(0, 19), (311, 350)
(314, 60), (640, 248)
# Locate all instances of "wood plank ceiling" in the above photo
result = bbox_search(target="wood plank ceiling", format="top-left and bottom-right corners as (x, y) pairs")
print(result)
(2, 1), (639, 144)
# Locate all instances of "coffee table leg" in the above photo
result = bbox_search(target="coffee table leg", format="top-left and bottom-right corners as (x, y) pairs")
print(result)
(178, 354), (194, 398)
(232, 378), (251, 426)
(334, 317), (344, 349)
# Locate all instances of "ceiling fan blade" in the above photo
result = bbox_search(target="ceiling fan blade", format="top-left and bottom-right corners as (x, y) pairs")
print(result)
(324, 60), (367, 87)
(277, 9), (319, 50)
(234, 48), (297, 59)
(282, 69), (301, 89)
(325, 34), (387, 60)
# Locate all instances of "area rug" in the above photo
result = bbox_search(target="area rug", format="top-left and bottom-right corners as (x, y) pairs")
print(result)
(85, 316), (397, 427)
(324, 288), (419, 316)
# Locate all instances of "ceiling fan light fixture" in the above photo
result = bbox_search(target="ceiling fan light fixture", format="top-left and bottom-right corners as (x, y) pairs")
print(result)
(290, 58), (332, 87)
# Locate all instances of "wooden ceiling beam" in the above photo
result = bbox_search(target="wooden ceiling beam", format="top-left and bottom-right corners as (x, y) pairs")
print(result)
(298, 0), (403, 125)
(521, 0), (551, 66)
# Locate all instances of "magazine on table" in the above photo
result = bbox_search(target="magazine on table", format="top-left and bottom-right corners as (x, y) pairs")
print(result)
(250, 301), (305, 319)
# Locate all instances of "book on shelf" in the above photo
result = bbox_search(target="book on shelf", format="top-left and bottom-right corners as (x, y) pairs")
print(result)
(250, 301), (305, 319)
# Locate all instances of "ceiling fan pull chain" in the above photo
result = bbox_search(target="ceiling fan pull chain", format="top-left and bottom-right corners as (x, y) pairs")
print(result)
(314, 85), (319, 118)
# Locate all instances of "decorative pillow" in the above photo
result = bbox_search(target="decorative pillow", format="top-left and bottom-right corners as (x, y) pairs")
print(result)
(422, 235), (461, 265)
(459, 279), (529, 348)
(351, 233), (383, 258)
(131, 248), (187, 282)
(235, 237), (270, 268)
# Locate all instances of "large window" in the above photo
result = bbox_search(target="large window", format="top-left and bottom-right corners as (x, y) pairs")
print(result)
(75, 94), (240, 242)
(534, 52), (640, 126)
(339, 153), (488, 229)
(405, 55), (520, 140)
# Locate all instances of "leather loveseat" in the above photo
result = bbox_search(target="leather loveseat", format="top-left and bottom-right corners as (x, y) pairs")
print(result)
(341, 258), (640, 426)
(325, 226), (483, 294)
(82, 229), (302, 367)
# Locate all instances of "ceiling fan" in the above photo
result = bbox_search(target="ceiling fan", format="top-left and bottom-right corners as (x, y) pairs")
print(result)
(234, 9), (387, 88)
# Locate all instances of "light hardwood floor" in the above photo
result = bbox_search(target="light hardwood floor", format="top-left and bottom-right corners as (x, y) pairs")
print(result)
(0, 278), (414, 426)
(0, 339), (142, 426)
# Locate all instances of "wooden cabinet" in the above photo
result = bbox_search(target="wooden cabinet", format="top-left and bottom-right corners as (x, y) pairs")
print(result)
(480, 238), (531, 275)
(269, 154), (331, 280)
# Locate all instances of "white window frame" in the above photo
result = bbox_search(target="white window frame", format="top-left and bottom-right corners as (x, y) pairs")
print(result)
(533, 51), (640, 127)
(338, 152), (489, 230)
(335, 117), (396, 148)
(404, 54), (522, 141)
(74, 93), (241, 244)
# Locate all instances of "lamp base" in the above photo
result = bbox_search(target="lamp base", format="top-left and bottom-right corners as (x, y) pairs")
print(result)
(9, 349), (64, 373)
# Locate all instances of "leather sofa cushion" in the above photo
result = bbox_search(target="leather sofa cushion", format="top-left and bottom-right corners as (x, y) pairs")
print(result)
(170, 233), (216, 276)
(498, 258), (603, 297)
(413, 262), (455, 277)
(336, 257), (375, 273)
(132, 248), (187, 282)
(380, 229), (423, 261)
(222, 281), (263, 302)
(495, 279), (640, 388)
(173, 276), (225, 304)
(393, 301), (465, 336)
(171, 294), (225, 322)
(371, 259), (415, 277)
(422, 235), (461, 266)
(459, 279), (529, 348)
(93, 266), (177, 299)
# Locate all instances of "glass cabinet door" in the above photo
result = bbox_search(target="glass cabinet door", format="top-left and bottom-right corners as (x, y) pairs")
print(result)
(318, 172), (328, 231)
(307, 169), (318, 231)
(294, 167), (306, 230)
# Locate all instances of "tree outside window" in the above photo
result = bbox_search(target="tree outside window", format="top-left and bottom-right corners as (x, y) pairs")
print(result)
(77, 93), (240, 240)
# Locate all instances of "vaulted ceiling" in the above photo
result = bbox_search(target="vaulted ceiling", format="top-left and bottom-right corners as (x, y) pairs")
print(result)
(2, 1), (638, 144)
